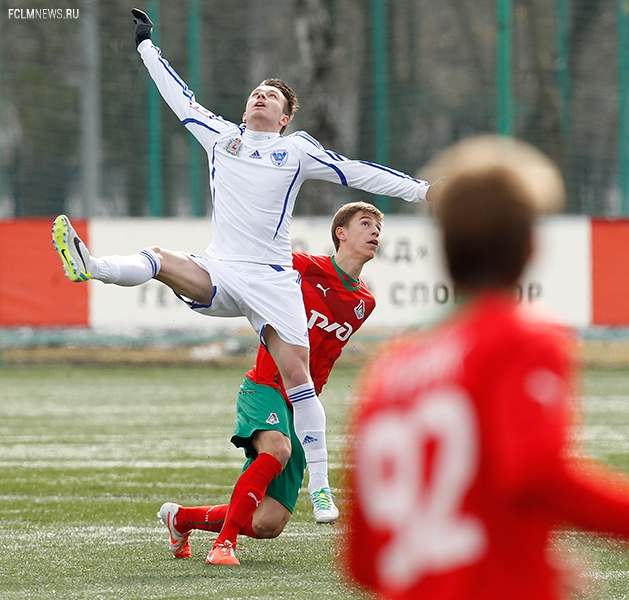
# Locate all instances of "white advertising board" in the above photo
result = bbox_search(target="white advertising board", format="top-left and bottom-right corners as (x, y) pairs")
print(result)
(294, 215), (591, 328)
(89, 215), (591, 333)
(522, 216), (591, 327)
(88, 219), (250, 334)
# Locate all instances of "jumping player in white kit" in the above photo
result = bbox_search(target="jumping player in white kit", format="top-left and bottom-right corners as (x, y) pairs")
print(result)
(51, 8), (434, 524)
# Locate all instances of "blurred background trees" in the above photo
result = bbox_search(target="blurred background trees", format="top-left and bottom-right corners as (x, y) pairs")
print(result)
(0, 0), (625, 217)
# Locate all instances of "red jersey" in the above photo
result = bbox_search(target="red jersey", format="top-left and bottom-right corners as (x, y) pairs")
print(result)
(346, 292), (629, 600)
(247, 252), (376, 397)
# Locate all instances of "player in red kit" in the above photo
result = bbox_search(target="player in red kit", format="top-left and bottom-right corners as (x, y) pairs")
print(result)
(157, 201), (381, 565)
(250, 250), (376, 403)
(345, 137), (629, 600)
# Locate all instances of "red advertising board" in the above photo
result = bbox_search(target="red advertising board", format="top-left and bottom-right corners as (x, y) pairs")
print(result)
(0, 219), (89, 326)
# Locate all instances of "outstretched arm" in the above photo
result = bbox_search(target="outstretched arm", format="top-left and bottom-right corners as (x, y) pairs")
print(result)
(540, 458), (629, 538)
(131, 8), (236, 148)
(293, 131), (430, 202)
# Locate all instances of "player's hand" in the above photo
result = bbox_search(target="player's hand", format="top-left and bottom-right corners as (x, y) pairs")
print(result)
(131, 8), (153, 47)
(425, 176), (449, 202)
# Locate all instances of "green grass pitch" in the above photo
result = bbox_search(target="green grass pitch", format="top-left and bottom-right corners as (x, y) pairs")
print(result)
(1, 364), (629, 599)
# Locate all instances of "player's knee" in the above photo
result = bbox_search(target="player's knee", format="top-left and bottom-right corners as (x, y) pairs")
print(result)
(280, 353), (310, 389)
(282, 363), (310, 390)
(255, 434), (291, 468)
(273, 438), (292, 468)
(252, 517), (286, 539)
(148, 245), (164, 258)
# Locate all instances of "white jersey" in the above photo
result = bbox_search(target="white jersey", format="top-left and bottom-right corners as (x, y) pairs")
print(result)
(138, 40), (429, 266)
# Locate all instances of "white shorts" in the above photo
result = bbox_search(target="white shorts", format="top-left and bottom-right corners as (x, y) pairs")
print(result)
(178, 255), (310, 349)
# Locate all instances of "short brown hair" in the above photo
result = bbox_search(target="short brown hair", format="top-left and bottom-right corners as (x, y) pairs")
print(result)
(331, 202), (384, 251)
(259, 78), (299, 132)
(438, 166), (535, 289)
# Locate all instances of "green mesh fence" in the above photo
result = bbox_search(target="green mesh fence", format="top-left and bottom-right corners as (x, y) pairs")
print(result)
(0, 0), (627, 217)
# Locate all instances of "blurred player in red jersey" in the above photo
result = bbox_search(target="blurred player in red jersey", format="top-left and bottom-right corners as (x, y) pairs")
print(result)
(345, 136), (629, 600)
(156, 201), (382, 565)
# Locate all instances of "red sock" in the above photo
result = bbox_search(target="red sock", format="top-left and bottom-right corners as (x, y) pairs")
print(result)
(237, 519), (260, 539)
(174, 503), (259, 538)
(174, 504), (228, 534)
(217, 452), (282, 544)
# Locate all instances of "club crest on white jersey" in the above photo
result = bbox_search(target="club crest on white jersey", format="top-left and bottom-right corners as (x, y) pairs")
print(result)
(224, 138), (243, 157)
(271, 149), (288, 167)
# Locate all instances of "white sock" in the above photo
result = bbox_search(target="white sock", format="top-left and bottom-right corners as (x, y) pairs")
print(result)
(89, 248), (160, 286)
(307, 461), (330, 493)
(287, 382), (329, 491)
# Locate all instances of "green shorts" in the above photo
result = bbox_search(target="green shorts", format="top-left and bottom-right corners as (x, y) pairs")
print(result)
(231, 377), (306, 513)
